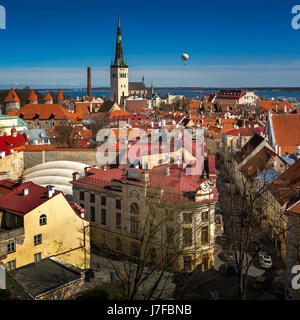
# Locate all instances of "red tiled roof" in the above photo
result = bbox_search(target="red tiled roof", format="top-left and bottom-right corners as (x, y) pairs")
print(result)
(44, 92), (53, 101)
(225, 126), (265, 137)
(259, 101), (294, 113)
(27, 90), (38, 102)
(126, 100), (148, 113)
(271, 158), (300, 206)
(0, 134), (28, 156)
(17, 104), (72, 120)
(4, 88), (20, 103)
(288, 202), (300, 215)
(0, 181), (61, 215)
(271, 114), (300, 154)
(57, 88), (64, 101)
(110, 110), (131, 120)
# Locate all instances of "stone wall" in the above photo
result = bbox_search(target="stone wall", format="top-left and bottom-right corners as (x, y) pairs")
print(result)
(24, 149), (99, 170)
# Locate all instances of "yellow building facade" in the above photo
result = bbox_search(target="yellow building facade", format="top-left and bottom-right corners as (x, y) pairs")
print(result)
(0, 185), (90, 271)
(72, 164), (217, 272)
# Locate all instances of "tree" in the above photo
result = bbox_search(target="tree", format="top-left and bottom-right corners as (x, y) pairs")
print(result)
(92, 187), (211, 300)
(221, 157), (299, 300)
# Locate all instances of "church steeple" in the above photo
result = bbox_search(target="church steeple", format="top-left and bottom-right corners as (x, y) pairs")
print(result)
(112, 15), (127, 67)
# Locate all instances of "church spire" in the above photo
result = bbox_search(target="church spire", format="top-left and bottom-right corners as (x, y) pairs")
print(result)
(112, 15), (127, 67)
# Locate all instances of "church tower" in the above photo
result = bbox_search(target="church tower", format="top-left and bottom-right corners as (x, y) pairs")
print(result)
(110, 16), (128, 105)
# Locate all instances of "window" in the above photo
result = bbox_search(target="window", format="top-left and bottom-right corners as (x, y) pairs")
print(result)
(201, 226), (209, 245)
(34, 252), (42, 262)
(184, 256), (192, 271)
(34, 234), (42, 246)
(7, 260), (16, 271)
(166, 226), (175, 243)
(130, 216), (139, 236)
(116, 213), (121, 230)
(130, 203), (139, 215)
(116, 199), (122, 210)
(183, 228), (193, 247)
(90, 194), (95, 203)
(101, 196), (106, 206)
(183, 213), (193, 224)
(202, 211), (209, 221)
(101, 209), (106, 225)
(91, 206), (95, 222)
(40, 214), (47, 226)
(80, 192), (84, 201)
(166, 209), (174, 221)
(7, 241), (16, 254)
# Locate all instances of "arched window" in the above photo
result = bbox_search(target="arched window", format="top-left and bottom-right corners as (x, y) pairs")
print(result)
(40, 214), (47, 226)
(130, 203), (139, 215)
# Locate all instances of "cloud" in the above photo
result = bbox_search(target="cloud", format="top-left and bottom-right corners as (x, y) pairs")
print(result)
(0, 61), (300, 88)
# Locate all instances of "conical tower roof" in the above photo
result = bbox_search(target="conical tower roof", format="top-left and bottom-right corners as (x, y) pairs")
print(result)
(4, 88), (20, 103)
(43, 92), (53, 101)
(27, 90), (38, 102)
(57, 88), (64, 101)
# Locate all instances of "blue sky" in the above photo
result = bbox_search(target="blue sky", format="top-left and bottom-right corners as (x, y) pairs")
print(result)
(0, 0), (299, 88)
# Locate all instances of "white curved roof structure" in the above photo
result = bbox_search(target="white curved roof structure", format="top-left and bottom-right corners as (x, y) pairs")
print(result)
(23, 161), (90, 196)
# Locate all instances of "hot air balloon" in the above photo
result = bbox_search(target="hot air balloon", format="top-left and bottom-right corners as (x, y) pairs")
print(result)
(181, 53), (189, 66)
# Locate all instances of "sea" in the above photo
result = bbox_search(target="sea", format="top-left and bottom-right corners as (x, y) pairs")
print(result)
(39, 89), (300, 102)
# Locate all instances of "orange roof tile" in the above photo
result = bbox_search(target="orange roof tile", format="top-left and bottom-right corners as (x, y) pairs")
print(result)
(17, 104), (72, 120)
(272, 114), (300, 154)
(57, 88), (64, 101)
(4, 88), (20, 103)
(109, 110), (131, 119)
(259, 101), (294, 113)
(43, 92), (53, 101)
(27, 90), (38, 102)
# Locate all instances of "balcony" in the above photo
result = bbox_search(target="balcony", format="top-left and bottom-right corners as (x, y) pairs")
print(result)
(0, 227), (24, 242)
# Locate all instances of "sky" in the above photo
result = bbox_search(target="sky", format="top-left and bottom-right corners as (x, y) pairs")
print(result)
(0, 0), (300, 88)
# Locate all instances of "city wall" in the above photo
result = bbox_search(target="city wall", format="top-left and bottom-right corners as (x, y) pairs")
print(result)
(24, 149), (99, 170)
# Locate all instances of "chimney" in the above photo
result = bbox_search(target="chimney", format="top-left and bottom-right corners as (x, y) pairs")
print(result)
(18, 177), (23, 186)
(284, 105), (287, 114)
(84, 167), (90, 177)
(278, 145), (282, 155)
(165, 167), (170, 176)
(47, 185), (55, 198)
(23, 188), (29, 196)
(87, 67), (92, 97)
(72, 172), (80, 181)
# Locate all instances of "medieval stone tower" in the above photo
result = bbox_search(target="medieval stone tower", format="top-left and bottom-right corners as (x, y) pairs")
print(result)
(110, 16), (128, 105)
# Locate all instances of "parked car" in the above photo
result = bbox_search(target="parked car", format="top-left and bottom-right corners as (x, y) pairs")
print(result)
(258, 251), (273, 269)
